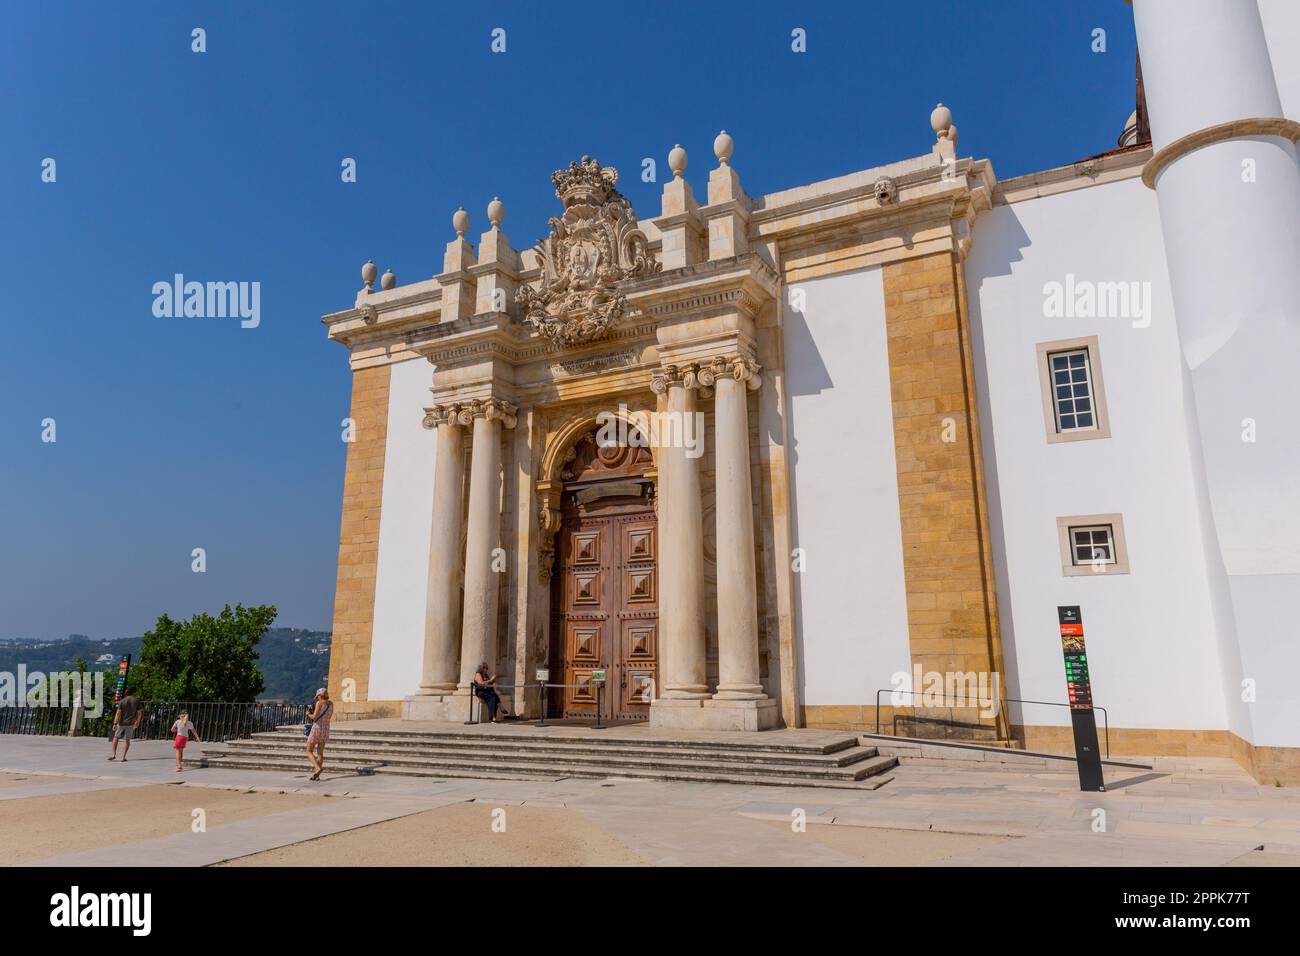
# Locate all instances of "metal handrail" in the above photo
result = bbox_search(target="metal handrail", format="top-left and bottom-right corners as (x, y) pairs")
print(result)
(873, 688), (1110, 758)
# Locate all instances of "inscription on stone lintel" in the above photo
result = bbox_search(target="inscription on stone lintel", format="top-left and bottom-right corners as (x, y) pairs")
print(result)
(551, 350), (638, 377)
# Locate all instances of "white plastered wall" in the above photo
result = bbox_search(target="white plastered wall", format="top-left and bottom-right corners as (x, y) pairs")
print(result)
(367, 356), (437, 701)
(782, 266), (912, 707)
(965, 177), (1228, 734)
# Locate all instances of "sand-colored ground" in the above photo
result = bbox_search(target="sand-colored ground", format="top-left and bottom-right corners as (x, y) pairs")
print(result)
(218, 803), (647, 867)
(0, 772), (46, 789)
(0, 783), (323, 865)
(765, 820), (1009, 865)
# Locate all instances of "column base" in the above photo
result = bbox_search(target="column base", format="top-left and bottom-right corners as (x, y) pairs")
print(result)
(649, 696), (779, 732)
(402, 694), (463, 722)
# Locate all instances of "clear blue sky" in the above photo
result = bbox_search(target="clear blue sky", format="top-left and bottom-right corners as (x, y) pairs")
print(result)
(0, 0), (1138, 640)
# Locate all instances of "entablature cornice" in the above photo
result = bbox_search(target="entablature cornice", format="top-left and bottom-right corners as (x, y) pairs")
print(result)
(752, 155), (994, 258)
(626, 253), (779, 320)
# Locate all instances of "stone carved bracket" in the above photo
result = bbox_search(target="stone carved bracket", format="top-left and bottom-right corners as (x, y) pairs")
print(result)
(422, 397), (518, 430)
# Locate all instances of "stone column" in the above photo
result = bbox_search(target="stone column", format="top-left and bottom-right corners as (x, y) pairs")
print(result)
(706, 357), (765, 699)
(416, 406), (466, 695)
(651, 366), (709, 701)
(457, 399), (517, 692)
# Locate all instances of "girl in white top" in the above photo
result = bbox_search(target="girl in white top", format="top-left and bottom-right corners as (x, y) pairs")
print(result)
(171, 712), (200, 772)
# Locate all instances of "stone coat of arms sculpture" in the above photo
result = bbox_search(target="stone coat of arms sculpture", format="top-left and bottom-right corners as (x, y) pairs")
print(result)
(516, 156), (660, 346)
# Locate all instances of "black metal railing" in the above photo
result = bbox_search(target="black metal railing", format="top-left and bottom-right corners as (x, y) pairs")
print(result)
(0, 705), (75, 736)
(873, 688), (1110, 758)
(0, 700), (309, 742)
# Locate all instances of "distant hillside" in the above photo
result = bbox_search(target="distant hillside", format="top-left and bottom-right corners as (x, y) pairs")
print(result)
(0, 628), (331, 704)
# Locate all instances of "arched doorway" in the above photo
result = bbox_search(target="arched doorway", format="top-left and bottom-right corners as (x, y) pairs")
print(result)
(548, 429), (658, 721)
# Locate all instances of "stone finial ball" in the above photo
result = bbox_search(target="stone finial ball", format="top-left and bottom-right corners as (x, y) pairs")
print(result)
(362, 259), (378, 286)
(668, 144), (688, 178)
(380, 268), (395, 291)
(713, 130), (734, 165)
(452, 206), (470, 237)
(931, 102), (953, 135)
(487, 196), (505, 228)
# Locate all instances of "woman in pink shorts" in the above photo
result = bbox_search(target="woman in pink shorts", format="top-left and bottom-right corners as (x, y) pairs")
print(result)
(171, 711), (200, 772)
(305, 688), (334, 781)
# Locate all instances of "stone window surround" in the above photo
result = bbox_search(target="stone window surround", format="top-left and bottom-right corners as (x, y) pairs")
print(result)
(1056, 512), (1130, 577)
(1036, 334), (1111, 444)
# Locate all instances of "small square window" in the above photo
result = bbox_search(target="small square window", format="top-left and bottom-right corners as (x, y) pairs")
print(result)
(1057, 514), (1130, 576)
(1037, 336), (1111, 444)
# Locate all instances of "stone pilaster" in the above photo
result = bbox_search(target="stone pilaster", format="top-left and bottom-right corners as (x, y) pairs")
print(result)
(656, 146), (706, 271)
(703, 134), (751, 261)
(472, 199), (519, 317)
(327, 364), (391, 715)
(437, 210), (478, 323)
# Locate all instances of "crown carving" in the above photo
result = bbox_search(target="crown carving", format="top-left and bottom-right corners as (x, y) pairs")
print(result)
(516, 156), (661, 346)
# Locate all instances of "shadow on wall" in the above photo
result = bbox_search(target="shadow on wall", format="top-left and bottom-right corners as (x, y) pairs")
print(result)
(778, 295), (834, 717)
(961, 203), (1032, 707)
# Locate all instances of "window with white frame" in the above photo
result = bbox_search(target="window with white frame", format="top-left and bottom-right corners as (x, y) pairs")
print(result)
(1049, 349), (1096, 432)
(1056, 514), (1129, 576)
(1036, 336), (1110, 443)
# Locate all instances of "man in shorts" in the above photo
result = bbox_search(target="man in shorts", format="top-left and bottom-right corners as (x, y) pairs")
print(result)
(109, 688), (142, 762)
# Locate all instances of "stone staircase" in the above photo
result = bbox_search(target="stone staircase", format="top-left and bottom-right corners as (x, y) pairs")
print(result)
(190, 724), (897, 789)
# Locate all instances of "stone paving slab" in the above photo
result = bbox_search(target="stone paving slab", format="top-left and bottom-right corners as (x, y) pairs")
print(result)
(22, 794), (455, 867)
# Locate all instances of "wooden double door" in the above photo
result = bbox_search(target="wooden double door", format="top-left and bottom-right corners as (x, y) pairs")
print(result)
(550, 490), (659, 721)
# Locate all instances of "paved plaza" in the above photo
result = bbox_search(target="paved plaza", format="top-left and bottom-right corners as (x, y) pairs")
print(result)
(1, 735), (1298, 867)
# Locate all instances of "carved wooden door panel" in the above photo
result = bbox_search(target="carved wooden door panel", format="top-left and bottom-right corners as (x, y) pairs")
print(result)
(558, 513), (610, 719)
(554, 499), (658, 721)
(614, 513), (658, 719)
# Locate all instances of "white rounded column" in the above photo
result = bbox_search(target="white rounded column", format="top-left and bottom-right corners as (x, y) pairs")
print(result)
(653, 367), (709, 698)
(708, 358), (766, 699)
(457, 399), (516, 692)
(1134, 0), (1300, 574)
(418, 410), (466, 693)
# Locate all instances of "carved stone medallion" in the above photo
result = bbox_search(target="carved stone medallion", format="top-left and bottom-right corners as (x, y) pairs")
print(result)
(515, 156), (660, 346)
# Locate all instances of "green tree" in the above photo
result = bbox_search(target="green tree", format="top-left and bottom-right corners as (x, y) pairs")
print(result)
(133, 604), (274, 702)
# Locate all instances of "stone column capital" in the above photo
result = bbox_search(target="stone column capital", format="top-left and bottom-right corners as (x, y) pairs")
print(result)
(424, 398), (519, 430)
(422, 402), (465, 429)
(698, 355), (762, 391)
(652, 358), (760, 397)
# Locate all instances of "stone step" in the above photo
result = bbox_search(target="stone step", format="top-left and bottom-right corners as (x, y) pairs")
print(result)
(204, 741), (891, 781)
(191, 750), (895, 790)
(268, 725), (861, 756)
(235, 734), (878, 770)
(185, 755), (563, 781)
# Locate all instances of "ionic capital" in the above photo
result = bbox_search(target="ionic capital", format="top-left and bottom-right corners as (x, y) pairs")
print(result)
(423, 397), (518, 430)
(422, 402), (465, 429)
(463, 397), (519, 428)
(697, 355), (762, 391)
